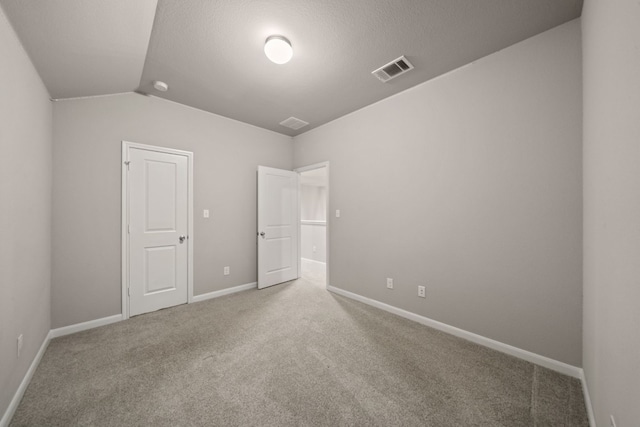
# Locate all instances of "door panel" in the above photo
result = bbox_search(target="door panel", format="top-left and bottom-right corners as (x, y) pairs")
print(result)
(265, 237), (292, 273)
(128, 147), (189, 316)
(145, 160), (177, 231)
(258, 166), (299, 289)
(144, 246), (176, 294)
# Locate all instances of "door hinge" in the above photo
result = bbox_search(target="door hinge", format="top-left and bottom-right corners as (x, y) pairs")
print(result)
(127, 224), (130, 234)
(127, 287), (130, 296)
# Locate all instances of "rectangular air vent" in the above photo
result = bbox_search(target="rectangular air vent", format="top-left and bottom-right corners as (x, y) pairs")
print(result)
(371, 56), (414, 83)
(280, 116), (309, 130)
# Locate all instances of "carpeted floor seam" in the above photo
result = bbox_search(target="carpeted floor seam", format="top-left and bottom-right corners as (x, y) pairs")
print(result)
(531, 365), (539, 426)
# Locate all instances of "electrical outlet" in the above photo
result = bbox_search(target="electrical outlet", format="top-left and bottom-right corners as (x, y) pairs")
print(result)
(610, 415), (617, 427)
(17, 334), (23, 358)
(336, 209), (341, 218)
(418, 286), (426, 298)
(312, 245), (317, 253)
(224, 266), (230, 276)
(386, 278), (393, 289)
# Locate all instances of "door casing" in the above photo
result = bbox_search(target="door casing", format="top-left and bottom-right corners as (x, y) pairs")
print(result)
(121, 141), (194, 320)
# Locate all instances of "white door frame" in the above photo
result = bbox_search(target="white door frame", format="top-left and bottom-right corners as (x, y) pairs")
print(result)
(121, 141), (194, 320)
(294, 161), (330, 289)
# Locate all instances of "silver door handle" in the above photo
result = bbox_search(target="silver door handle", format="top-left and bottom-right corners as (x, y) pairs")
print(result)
(259, 232), (265, 238)
(179, 235), (186, 243)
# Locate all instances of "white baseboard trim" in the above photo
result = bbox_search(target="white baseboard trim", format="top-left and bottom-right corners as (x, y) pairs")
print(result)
(301, 258), (326, 275)
(301, 258), (326, 266)
(0, 331), (52, 427)
(580, 369), (596, 427)
(192, 282), (257, 303)
(50, 314), (124, 339)
(1, 283), (259, 426)
(327, 285), (582, 378)
(2, 283), (585, 426)
(2, 314), (124, 425)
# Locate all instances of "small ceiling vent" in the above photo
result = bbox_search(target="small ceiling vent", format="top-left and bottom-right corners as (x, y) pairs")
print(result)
(371, 56), (414, 83)
(280, 116), (309, 130)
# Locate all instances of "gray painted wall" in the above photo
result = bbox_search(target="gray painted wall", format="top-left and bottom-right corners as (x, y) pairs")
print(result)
(52, 93), (292, 328)
(301, 225), (327, 263)
(0, 6), (52, 419)
(294, 20), (583, 365)
(582, 1), (640, 425)
(300, 185), (327, 221)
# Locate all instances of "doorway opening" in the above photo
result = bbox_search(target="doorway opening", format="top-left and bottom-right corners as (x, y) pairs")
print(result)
(296, 162), (329, 288)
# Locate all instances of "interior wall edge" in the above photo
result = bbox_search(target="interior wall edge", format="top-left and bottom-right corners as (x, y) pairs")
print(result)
(1, 3), (53, 421)
(581, 0), (640, 425)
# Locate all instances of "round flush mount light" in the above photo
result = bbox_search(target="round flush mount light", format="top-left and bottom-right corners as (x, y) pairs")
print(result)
(264, 35), (293, 64)
(153, 80), (169, 92)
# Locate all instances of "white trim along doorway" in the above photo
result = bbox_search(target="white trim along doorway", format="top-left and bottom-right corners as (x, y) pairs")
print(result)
(121, 141), (194, 319)
(295, 161), (330, 289)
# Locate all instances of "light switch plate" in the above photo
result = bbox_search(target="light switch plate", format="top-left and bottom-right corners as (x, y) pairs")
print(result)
(203, 209), (209, 218)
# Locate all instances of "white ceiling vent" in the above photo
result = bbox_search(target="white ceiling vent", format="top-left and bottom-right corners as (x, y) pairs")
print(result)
(280, 116), (309, 130)
(371, 56), (414, 83)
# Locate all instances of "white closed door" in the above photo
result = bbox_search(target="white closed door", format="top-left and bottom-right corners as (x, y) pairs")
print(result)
(257, 166), (299, 289)
(127, 147), (189, 316)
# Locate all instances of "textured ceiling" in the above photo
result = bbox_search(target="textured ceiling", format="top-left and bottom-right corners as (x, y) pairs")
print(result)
(0, 0), (157, 99)
(1, 0), (582, 136)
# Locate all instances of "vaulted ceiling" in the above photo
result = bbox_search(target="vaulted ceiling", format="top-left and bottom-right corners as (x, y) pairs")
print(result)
(1, 0), (582, 136)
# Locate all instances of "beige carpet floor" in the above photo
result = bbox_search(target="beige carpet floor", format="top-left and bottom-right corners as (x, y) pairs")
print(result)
(10, 272), (588, 426)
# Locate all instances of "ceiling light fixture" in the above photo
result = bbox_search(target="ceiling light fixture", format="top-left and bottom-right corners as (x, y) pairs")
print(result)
(264, 35), (293, 64)
(153, 80), (169, 92)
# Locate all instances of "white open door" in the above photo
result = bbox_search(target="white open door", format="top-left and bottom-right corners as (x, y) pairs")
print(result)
(257, 166), (299, 289)
(124, 143), (192, 317)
